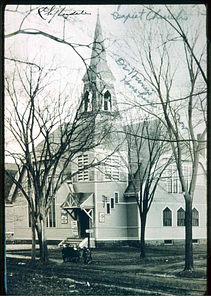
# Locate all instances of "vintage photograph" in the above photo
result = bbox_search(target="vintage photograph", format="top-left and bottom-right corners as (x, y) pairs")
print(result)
(4, 4), (207, 295)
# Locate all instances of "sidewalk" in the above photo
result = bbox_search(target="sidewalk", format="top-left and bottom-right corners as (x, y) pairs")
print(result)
(6, 244), (59, 250)
(6, 253), (62, 264)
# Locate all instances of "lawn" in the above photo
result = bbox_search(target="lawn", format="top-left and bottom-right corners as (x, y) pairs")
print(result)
(5, 243), (207, 296)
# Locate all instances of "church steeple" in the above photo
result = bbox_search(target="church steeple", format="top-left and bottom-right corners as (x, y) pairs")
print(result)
(81, 12), (118, 115)
(83, 11), (115, 82)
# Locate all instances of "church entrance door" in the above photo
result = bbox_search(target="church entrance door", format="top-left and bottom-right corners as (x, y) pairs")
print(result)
(79, 210), (90, 238)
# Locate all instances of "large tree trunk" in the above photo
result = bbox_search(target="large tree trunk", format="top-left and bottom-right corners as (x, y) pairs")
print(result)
(31, 209), (36, 261)
(36, 223), (42, 259)
(40, 214), (49, 262)
(184, 194), (193, 270)
(140, 213), (147, 258)
(36, 212), (48, 262)
(28, 175), (36, 261)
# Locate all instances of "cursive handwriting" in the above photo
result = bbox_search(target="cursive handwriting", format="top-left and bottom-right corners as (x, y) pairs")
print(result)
(116, 57), (156, 107)
(111, 8), (188, 23)
(116, 57), (188, 130)
(175, 111), (188, 130)
(38, 6), (91, 23)
(120, 75), (156, 107)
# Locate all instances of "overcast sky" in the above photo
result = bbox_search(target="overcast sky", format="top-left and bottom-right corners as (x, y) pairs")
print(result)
(4, 4), (206, 162)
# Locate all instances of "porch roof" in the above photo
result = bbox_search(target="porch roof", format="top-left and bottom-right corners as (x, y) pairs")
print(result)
(61, 192), (94, 210)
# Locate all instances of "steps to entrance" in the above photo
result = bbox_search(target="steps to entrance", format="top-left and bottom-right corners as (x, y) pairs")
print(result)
(79, 237), (88, 248)
(58, 237), (83, 248)
(58, 237), (95, 248)
(79, 237), (95, 248)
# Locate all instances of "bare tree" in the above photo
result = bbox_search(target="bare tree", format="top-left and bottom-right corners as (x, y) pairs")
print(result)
(5, 60), (112, 262)
(119, 5), (206, 270)
(5, 6), (120, 262)
(121, 117), (172, 257)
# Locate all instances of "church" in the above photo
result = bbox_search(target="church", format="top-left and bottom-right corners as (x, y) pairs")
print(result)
(5, 13), (207, 247)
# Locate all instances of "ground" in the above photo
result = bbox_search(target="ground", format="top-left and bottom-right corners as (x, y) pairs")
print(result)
(5, 243), (207, 296)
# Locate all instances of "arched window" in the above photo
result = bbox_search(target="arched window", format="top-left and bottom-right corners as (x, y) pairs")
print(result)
(177, 207), (185, 226)
(83, 91), (92, 112)
(84, 91), (89, 111)
(192, 208), (199, 226)
(163, 207), (172, 226)
(103, 90), (111, 111)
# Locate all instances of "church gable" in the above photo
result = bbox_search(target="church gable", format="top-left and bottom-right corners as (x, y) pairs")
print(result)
(61, 192), (93, 209)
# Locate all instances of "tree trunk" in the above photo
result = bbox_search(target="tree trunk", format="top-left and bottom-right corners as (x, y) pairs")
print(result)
(31, 209), (36, 261)
(140, 213), (147, 258)
(36, 214), (48, 262)
(36, 223), (42, 259)
(184, 194), (193, 270)
(40, 215), (49, 263)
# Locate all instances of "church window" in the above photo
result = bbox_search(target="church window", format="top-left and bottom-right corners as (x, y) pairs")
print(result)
(97, 163), (104, 181)
(177, 207), (185, 226)
(113, 168), (119, 180)
(166, 165), (191, 194)
(167, 166), (172, 193)
(192, 208), (199, 226)
(84, 91), (92, 112)
(183, 166), (189, 188)
(163, 207), (172, 226)
(103, 90), (111, 111)
(112, 155), (120, 181)
(114, 192), (119, 204)
(179, 182), (183, 193)
(105, 158), (112, 179)
(111, 197), (115, 209)
(89, 168), (95, 181)
(104, 155), (120, 181)
(173, 169), (178, 193)
(107, 202), (111, 214)
(84, 91), (89, 111)
(78, 154), (89, 181)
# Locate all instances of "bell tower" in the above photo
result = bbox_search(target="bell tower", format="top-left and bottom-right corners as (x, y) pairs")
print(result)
(71, 11), (128, 246)
(80, 12), (119, 117)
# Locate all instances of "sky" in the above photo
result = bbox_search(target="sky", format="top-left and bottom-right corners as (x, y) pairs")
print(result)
(4, 4), (207, 163)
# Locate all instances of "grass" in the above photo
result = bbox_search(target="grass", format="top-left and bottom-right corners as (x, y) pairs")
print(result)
(5, 243), (207, 296)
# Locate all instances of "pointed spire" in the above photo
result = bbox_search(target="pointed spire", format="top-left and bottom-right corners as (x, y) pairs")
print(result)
(81, 10), (119, 116)
(90, 10), (106, 66)
(83, 11), (115, 82)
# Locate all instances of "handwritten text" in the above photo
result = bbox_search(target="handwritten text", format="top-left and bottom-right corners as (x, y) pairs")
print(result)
(115, 57), (156, 107)
(111, 8), (188, 23)
(116, 57), (188, 130)
(38, 6), (91, 23)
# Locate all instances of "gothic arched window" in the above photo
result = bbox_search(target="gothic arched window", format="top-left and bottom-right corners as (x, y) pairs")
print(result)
(83, 91), (92, 112)
(84, 91), (89, 111)
(163, 207), (172, 226)
(192, 208), (199, 226)
(177, 207), (185, 226)
(103, 90), (111, 111)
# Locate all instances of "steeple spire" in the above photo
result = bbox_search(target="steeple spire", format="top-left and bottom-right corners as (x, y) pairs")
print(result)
(81, 10), (119, 116)
(83, 11), (115, 82)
